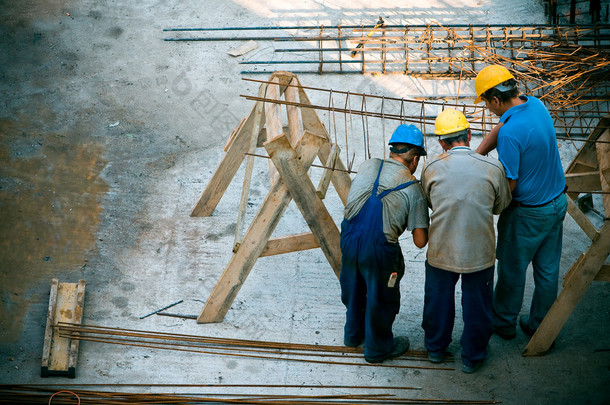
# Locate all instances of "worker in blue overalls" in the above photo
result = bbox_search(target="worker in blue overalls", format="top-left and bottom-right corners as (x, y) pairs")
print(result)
(340, 124), (430, 363)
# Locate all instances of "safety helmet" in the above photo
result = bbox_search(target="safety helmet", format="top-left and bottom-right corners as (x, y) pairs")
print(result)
(388, 124), (426, 156)
(434, 108), (470, 138)
(474, 64), (515, 103)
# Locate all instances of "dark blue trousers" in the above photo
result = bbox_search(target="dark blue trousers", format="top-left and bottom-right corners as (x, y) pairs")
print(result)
(422, 261), (494, 367)
(340, 236), (404, 360)
(340, 161), (414, 360)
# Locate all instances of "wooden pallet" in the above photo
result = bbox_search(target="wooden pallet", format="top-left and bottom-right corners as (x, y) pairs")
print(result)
(41, 279), (86, 377)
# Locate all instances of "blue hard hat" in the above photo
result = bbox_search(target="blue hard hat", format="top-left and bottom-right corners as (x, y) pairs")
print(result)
(388, 124), (426, 155)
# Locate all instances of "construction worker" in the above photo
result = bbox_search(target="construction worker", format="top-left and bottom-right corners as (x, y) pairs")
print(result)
(475, 65), (567, 343)
(340, 124), (429, 363)
(421, 109), (511, 373)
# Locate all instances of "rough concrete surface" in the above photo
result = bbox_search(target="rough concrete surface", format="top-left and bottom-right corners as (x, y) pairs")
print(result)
(1, 1), (609, 404)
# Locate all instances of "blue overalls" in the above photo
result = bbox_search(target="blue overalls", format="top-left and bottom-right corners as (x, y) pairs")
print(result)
(340, 161), (417, 360)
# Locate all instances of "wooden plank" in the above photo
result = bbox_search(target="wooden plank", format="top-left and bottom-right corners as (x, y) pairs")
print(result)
(564, 171), (601, 192)
(41, 278), (59, 376)
(565, 116), (609, 175)
(198, 131), (325, 323)
(49, 282), (77, 372)
(285, 77), (303, 148)
(316, 143), (339, 199)
(566, 115), (610, 173)
(596, 128), (610, 215)
(265, 77), (283, 186)
(41, 279), (86, 377)
(566, 197), (599, 241)
(594, 264), (610, 282)
(234, 85), (267, 250)
(223, 117), (246, 152)
(523, 221), (610, 356)
(191, 103), (259, 217)
(562, 252), (584, 288)
(68, 280), (86, 375)
(260, 233), (320, 257)
(265, 135), (342, 278)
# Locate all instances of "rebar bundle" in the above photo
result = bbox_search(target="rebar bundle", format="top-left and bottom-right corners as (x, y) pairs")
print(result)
(164, 22), (609, 137)
(0, 385), (502, 404)
(163, 23), (610, 75)
(56, 323), (454, 371)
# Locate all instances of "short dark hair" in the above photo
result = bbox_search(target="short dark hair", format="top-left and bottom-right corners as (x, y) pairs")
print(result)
(481, 78), (518, 103)
(440, 129), (469, 146)
(390, 142), (426, 157)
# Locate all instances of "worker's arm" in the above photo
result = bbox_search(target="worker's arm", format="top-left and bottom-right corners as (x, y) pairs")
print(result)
(508, 179), (517, 191)
(476, 122), (503, 155)
(412, 228), (428, 249)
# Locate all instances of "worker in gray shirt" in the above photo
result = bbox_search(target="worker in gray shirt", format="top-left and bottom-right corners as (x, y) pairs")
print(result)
(420, 108), (511, 373)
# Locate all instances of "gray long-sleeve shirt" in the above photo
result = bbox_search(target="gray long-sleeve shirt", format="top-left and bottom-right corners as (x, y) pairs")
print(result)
(421, 147), (512, 273)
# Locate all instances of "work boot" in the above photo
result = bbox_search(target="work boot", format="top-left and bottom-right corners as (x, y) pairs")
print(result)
(493, 325), (516, 340)
(364, 336), (410, 363)
(519, 315), (555, 349)
(462, 360), (484, 374)
(427, 350), (445, 363)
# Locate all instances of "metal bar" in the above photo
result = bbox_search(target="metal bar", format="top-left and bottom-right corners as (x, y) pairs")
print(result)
(164, 23), (610, 32)
(139, 300), (183, 319)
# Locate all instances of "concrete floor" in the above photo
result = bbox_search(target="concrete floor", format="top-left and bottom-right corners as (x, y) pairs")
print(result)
(1, 1), (609, 404)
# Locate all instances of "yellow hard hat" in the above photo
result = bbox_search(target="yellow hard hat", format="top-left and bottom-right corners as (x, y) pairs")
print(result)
(474, 65), (515, 103)
(434, 108), (470, 138)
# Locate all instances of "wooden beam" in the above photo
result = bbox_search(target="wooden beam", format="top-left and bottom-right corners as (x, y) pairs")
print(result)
(285, 77), (303, 148)
(234, 85), (267, 250)
(191, 102), (260, 217)
(566, 197), (599, 241)
(596, 128), (610, 215)
(265, 77), (283, 186)
(594, 264), (610, 282)
(523, 222), (610, 356)
(265, 135), (343, 278)
(260, 233), (320, 257)
(68, 280), (86, 374)
(223, 117), (246, 152)
(41, 278), (59, 376)
(41, 279), (86, 377)
(565, 171), (601, 192)
(198, 131), (325, 323)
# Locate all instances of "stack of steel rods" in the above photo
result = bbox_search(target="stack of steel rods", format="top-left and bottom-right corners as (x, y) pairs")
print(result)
(57, 323), (454, 371)
(163, 23), (609, 76)
(0, 385), (502, 404)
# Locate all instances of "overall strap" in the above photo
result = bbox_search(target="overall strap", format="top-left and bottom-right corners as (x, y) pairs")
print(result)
(377, 179), (418, 199)
(371, 160), (385, 195)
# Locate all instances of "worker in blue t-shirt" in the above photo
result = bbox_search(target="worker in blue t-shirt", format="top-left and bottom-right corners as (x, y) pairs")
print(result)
(475, 65), (567, 346)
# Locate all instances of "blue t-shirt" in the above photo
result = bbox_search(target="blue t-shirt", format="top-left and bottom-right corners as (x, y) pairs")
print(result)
(497, 96), (566, 206)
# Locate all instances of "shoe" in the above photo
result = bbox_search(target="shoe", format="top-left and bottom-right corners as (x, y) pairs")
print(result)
(462, 361), (483, 374)
(427, 351), (445, 363)
(364, 336), (410, 364)
(493, 325), (516, 340)
(519, 316), (535, 337)
(519, 315), (555, 349)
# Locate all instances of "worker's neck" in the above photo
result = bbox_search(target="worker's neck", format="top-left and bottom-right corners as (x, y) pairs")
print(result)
(442, 141), (469, 152)
(498, 95), (525, 115)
